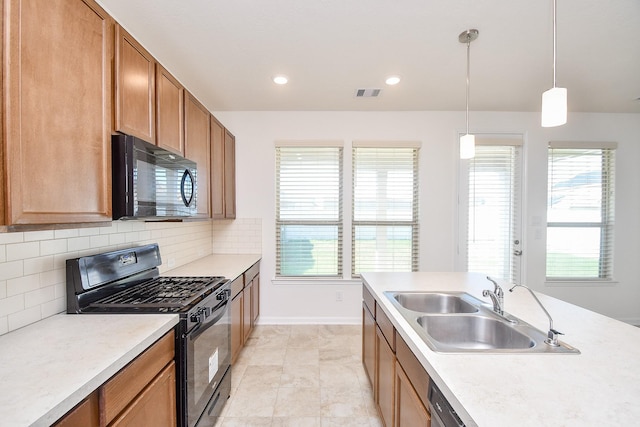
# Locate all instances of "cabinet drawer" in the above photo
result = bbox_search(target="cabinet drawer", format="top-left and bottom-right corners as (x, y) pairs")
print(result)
(396, 332), (430, 411)
(363, 285), (376, 317)
(230, 276), (244, 299)
(100, 330), (175, 425)
(244, 261), (260, 284)
(375, 303), (395, 352)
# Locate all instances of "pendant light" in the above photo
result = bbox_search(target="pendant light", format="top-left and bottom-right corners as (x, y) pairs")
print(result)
(541, 0), (567, 127)
(459, 29), (478, 159)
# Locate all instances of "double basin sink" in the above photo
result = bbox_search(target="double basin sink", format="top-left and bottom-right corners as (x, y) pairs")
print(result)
(384, 291), (579, 354)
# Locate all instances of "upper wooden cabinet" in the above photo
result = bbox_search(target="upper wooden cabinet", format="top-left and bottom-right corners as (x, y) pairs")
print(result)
(155, 64), (185, 155)
(115, 24), (156, 143)
(211, 116), (236, 219)
(224, 129), (237, 219)
(1, 0), (113, 225)
(184, 93), (211, 217)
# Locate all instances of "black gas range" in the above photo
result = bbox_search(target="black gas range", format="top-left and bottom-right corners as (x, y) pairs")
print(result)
(66, 244), (231, 427)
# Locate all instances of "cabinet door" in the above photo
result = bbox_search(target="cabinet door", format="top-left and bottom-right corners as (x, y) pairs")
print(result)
(53, 392), (99, 427)
(230, 292), (243, 364)
(243, 281), (253, 343)
(109, 362), (177, 427)
(395, 361), (430, 427)
(156, 64), (184, 155)
(184, 93), (211, 217)
(3, 0), (113, 225)
(210, 116), (225, 219)
(376, 326), (395, 427)
(362, 302), (376, 390)
(115, 25), (155, 143)
(223, 129), (237, 219)
(251, 274), (260, 326)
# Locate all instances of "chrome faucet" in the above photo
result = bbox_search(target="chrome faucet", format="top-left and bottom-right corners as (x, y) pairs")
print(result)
(482, 276), (504, 315)
(509, 284), (563, 347)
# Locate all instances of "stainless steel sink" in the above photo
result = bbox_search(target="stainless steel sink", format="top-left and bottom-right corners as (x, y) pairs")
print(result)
(384, 291), (580, 354)
(417, 315), (535, 350)
(391, 292), (479, 314)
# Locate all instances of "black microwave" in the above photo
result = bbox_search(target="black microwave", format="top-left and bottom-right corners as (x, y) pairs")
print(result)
(112, 134), (198, 220)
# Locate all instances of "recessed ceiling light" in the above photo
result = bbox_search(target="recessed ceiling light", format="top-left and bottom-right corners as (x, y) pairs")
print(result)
(385, 76), (401, 85)
(273, 75), (288, 85)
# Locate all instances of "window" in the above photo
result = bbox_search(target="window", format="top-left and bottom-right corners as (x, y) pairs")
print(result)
(546, 142), (616, 280)
(461, 140), (522, 283)
(352, 143), (419, 276)
(276, 144), (343, 277)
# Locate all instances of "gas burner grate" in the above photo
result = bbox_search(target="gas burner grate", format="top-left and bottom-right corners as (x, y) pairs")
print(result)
(90, 276), (225, 309)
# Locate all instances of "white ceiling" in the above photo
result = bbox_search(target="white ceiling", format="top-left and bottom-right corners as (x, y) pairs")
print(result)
(97, 0), (640, 113)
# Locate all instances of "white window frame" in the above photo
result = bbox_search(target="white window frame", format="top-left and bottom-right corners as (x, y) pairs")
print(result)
(275, 142), (343, 278)
(351, 142), (420, 278)
(546, 141), (616, 282)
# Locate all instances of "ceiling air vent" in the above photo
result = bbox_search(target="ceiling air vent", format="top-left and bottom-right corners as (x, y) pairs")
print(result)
(356, 88), (381, 98)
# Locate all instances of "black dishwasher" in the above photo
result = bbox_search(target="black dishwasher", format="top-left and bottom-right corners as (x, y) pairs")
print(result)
(428, 381), (465, 427)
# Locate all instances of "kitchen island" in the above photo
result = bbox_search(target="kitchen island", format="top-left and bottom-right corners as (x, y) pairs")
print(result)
(362, 272), (640, 426)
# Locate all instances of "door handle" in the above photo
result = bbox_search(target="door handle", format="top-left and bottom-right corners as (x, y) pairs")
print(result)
(514, 250), (523, 256)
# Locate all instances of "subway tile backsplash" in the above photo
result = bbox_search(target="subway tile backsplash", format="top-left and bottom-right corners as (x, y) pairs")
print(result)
(0, 220), (213, 336)
(212, 218), (262, 254)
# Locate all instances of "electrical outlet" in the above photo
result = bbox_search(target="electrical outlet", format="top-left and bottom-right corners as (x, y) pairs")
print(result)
(336, 291), (343, 302)
(168, 258), (176, 268)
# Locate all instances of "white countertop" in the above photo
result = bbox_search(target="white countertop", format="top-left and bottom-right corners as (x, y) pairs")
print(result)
(361, 272), (640, 427)
(0, 253), (260, 426)
(164, 253), (261, 280)
(0, 313), (178, 427)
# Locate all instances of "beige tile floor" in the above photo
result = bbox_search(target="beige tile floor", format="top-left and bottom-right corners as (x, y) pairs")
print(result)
(216, 325), (383, 427)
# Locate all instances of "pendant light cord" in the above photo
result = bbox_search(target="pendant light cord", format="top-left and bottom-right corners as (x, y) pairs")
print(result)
(466, 37), (471, 135)
(552, 0), (557, 88)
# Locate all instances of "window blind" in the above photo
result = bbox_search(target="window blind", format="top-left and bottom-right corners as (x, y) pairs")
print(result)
(352, 146), (419, 276)
(546, 145), (615, 280)
(276, 146), (343, 277)
(466, 144), (521, 283)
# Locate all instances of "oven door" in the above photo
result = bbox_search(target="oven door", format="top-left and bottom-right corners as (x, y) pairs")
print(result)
(181, 296), (231, 427)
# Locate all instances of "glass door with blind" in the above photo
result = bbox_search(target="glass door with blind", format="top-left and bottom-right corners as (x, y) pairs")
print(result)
(458, 137), (523, 284)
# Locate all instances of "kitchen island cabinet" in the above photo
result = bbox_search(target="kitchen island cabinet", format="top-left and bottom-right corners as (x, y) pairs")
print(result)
(2, 0), (113, 226)
(115, 24), (156, 143)
(362, 271), (640, 426)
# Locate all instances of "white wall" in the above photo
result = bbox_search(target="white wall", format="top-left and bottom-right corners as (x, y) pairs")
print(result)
(215, 110), (640, 325)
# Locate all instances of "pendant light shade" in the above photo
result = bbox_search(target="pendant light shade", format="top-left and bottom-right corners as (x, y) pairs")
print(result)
(541, 87), (567, 127)
(541, 0), (567, 127)
(459, 29), (478, 159)
(460, 134), (475, 159)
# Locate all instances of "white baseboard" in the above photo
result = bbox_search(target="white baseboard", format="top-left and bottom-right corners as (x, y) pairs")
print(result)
(256, 316), (361, 325)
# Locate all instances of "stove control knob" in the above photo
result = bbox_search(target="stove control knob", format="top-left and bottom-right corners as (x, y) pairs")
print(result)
(190, 308), (206, 323)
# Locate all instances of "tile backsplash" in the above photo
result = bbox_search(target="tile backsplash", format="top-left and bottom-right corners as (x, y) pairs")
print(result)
(0, 220), (213, 336)
(213, 218), (262, 254)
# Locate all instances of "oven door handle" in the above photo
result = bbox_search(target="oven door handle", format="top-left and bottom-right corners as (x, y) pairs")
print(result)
(188, 301), (228, 340)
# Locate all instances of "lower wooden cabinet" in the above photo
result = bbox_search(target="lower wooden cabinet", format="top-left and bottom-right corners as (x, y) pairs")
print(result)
(53, 392), (99, 427)
(376, 326), (395, 427)
(395, 361), (430, 427)
(110, 362), (176, 427)
(362, 301), (376, 389)
(53, 330), (176, 427)
(230, 287), (244, 364)
(363, 284), (431, 427)
(230, 261), (261, 364)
